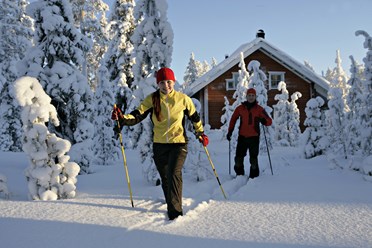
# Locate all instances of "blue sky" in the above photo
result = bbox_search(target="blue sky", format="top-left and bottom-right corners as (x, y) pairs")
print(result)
(107, 0), (371, 82)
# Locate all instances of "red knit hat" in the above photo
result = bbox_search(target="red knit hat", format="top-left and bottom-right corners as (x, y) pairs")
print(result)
(156, 67), (176, 83)
(247, 88), (256, 95)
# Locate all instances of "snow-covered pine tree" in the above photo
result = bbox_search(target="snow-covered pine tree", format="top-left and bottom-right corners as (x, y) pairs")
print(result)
(345, 56), (364, 156)
(0, 173), (9, 199)
(247, 60), (274, 152)
(325, 50), (350, 158)
(93, 63), (120, 165)
(301, 96), (328, 158)
(14, 76), (80, 200)
(304, 60), (315, 72)
(0, 0), (33, 152)
(220, 96), (234, 139)
(129, 0), (174, 184)
(200, 60), (211, 77)
(288, 92), (302, 146)
(226, 53), (249, 152)
(104, 0), (135, 148)
(182, 52), (199, 94)
(106, 0), (135, 113)
(19, 0), (94, 173)
(324, 67), (335, 83)
(273, 81), (290, 146)
(72, 0), (109, 90)
(355, 30), (372, 157)
(211, 57), (218, 68)
(183, 98), (212, 182)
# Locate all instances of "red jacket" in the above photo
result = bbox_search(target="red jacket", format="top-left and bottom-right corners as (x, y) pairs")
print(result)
(228, 101), (272, 137)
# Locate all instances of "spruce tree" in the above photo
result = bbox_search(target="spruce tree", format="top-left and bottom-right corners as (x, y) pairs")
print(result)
(345, 56), (364, 156)
(106, 0), (135, 112)
(247, 60), (274, 152)
(288, 92), (302, 146)
(302, 97), (328, 158)
(355, 30), (372, 157)
(93, 64), (121, 165)
(273, 81), (290, 146)
(226, 53), (249, 152)
(182, 52), (199, 94)
(0, 0), (33, 152)
(71, 0), (109, 90)
(14, 76), (80, 200)
(19, 0), (94, 173)
(129, 0), (173, 184)
(325, 50), (349, 158)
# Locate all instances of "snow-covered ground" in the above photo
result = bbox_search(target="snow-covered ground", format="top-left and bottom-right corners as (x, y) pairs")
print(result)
(0, 130), (371, 248)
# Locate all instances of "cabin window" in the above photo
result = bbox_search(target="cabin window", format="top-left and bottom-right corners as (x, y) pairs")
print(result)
(269, 72), (285, 89)
(226, 72), (239, 90)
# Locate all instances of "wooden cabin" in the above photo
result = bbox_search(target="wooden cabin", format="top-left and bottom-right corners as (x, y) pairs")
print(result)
(188, 30), (329, 131)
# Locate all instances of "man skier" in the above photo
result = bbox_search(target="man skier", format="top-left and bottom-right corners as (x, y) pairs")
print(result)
(227, 88), (272, 178)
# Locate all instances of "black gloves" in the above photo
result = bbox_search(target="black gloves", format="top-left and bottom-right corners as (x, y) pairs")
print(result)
(227, 132), (232, 141)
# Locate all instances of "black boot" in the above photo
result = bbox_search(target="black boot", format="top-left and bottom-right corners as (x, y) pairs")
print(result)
(168, 210), (183, 220)
(234, 156), (245, 176)
(249, 165), (260, 179)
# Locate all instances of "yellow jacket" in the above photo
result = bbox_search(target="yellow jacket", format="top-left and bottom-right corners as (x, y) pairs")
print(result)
(122, 90), (204, 143)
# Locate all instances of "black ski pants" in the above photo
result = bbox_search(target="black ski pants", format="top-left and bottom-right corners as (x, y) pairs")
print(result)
(153, 143), (187, 218)
(234, 136), (260, 175)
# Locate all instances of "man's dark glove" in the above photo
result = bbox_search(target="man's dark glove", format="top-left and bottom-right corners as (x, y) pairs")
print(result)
(197, 133), (209, 147)
(259, 118), (267, 125)
(226, 132), (232, 141)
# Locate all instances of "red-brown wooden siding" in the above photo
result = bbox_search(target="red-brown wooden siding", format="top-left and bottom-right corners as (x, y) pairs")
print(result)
(200, 50), (319, 131)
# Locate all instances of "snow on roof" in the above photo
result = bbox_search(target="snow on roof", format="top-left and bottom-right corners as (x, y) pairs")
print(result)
(188, 38), (330, 97)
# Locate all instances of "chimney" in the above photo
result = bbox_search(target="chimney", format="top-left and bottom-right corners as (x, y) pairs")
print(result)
(256, 29), (265, 39)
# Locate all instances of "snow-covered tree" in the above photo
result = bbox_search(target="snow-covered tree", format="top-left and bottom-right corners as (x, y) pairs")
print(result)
(0, 174), (9, 199)
(0, 0), (33, 152)
(304, 60), (315, 72)
(71, 0), (109, 90)
(19, 0), (94, 173)
(200, 60), (211, 76)
(211, 57), (218, 68)
(182, 52), (199, 94)
(14, 76), (80, 200)
(93, 63), (121, 165)
(325, 50), (350, 158)
(247, 60), (274, 152)
(273, 81), (302, 147)
(301, 97), (328, 158)
(129, 0), (173, 184)
(184, 98), (212, 181)
(288, 91), (302, 146)
(220, 96), (234, 139)
(355, 30), (372, 157)
(324, 67), (334, 83)
(106, 0), (135, 114)
(273, 81), (290, 146)
(345, 56), (364, 156)
(224, 53), (249, 151)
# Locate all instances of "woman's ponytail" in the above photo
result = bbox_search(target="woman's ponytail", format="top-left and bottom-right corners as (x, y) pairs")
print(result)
(152, 90), (162, 121)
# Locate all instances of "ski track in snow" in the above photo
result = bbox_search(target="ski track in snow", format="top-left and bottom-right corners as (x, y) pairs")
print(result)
(1, 141), (372, 248)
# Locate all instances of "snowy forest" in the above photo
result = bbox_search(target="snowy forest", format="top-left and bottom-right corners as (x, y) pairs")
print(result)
(0, 0), (371, 201)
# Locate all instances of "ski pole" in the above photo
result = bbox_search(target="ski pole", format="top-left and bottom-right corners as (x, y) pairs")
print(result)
(262, 125), (273, 175)
(228, 140), (231, 175)
(202, 145), (227, 199)
(114, 104), (134, 207)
